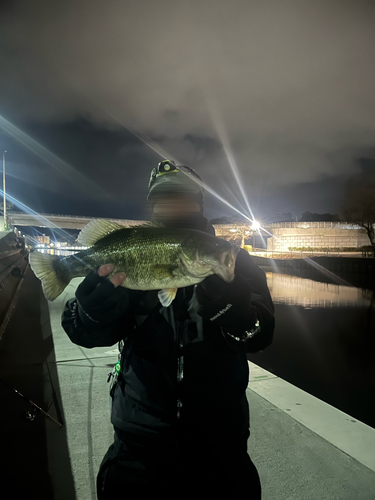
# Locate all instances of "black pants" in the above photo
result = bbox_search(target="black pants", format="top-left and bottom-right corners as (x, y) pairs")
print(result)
(96, 425), (261, 499)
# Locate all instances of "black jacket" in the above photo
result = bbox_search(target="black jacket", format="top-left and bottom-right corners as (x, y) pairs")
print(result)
(61, 234), (275, 444)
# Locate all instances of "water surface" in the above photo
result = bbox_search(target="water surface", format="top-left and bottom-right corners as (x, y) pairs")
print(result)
(247, 269), (375, 428)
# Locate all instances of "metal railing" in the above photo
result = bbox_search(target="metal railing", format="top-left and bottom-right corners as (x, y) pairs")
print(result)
(265, 221), (366, 229)
(7, 211), (144, 221)
(248, 248), (374, 259)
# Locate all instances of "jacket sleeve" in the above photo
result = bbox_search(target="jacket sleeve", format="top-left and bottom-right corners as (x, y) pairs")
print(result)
(61, 289), (144, 348)
(221, 249), (275, 354)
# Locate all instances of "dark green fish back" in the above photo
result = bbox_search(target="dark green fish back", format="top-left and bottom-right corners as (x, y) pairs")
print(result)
(66, 226), (194, 290)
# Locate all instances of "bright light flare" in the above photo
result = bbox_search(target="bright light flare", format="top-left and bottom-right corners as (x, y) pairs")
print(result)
(0, 114), (110, 199)
(0, 190), (74, 242)
(206, 98), (256, 223)
(98, 105), (260, 225)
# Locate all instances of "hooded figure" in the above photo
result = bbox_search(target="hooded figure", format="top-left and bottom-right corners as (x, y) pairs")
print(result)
(147, 159), (215, 233)
(61, 160), (275, 499)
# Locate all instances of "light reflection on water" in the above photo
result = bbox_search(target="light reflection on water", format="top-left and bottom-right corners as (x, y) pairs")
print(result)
(249, 269), (375, 428)
(265, 272), (372, 308)
(36, 249), (79, 257)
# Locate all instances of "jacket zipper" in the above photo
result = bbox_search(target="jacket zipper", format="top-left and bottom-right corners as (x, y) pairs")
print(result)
(176, 292), (185, 420)
(176, 321), (184, 420)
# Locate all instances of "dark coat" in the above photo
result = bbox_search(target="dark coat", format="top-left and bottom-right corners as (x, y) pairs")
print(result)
(61, 225), (275, 445)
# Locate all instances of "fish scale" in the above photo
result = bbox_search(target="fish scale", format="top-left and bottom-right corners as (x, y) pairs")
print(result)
(90, 228), (186, 289)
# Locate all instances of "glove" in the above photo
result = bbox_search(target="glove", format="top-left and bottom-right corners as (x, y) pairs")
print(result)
(192, 273), (258, 337)
(75, 265), (129, 329)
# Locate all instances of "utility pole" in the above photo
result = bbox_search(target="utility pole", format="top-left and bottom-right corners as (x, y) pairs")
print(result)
(2, 150), (7, 231)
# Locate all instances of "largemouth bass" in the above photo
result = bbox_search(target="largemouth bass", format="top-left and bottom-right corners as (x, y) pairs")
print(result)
(29, 219), (239, 306)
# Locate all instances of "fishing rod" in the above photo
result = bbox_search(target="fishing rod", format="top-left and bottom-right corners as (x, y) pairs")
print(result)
(0, 377), (63, 428)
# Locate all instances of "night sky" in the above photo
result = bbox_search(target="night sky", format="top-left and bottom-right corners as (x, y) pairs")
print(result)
(1, 0), (375, 222)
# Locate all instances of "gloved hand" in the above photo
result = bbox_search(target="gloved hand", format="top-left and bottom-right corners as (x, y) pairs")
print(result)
(75, 263), (129, 328)
(191, 273), (258, 337)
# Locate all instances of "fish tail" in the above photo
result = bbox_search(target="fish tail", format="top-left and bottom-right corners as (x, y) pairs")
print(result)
(29, 251), (70, 301)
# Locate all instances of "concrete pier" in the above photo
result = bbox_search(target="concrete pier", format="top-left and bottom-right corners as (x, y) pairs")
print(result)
(1, 274), (375, 499)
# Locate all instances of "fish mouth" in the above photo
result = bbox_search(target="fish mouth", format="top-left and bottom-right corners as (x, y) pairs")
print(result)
(214, 245), (239, 283)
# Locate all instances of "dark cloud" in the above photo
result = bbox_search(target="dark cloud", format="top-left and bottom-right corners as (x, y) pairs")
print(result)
(1, 0), (375, 220)
(1, 118), (159, 218)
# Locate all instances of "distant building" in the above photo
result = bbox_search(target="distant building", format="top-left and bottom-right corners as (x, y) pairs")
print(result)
(213, 221), (372, 251)
(36, 234), (50, 244)
(265, 221), (370, 252)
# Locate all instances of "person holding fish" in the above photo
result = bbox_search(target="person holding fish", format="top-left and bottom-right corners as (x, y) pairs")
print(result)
(30, 160), (275, 498)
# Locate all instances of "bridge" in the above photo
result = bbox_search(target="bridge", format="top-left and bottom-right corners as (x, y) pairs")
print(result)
(7, 211), (365, 231)
(6, 212), (145, 230)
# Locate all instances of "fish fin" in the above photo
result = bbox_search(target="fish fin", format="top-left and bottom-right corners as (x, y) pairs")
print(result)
(77, 219), (163, 246)
(29, 252), (69, 301)
(129, 221), (164, 228)
(77, 219), (124, 246)
(158, 288), (178, 307)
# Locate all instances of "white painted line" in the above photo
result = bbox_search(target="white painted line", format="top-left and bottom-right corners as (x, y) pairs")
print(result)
(248, 361), (375, 472)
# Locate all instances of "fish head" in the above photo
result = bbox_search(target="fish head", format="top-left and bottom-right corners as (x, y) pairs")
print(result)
(180, 231), (240, 282)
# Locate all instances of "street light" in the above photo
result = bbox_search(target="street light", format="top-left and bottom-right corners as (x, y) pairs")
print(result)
(251, 220), (260, 231)
(3, 150), (7, 231)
